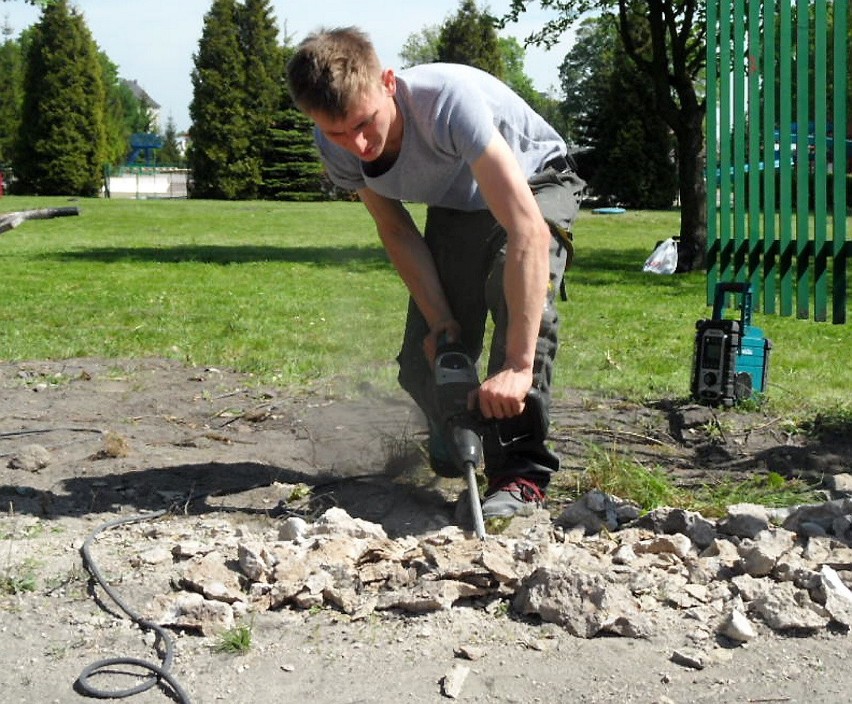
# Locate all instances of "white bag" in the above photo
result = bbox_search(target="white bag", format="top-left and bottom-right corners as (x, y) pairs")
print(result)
(643, 237), (678, 274)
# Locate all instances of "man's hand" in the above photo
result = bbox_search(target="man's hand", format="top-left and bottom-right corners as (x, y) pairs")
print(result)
(477, 367), (533, 419)
(422, 319), (462, 369)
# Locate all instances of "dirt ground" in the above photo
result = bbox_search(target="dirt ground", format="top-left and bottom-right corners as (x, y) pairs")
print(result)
(1, 357), (851, 704)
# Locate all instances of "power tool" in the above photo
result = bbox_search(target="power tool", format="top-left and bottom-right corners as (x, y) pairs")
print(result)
(691, 282), (772, 407)
(434, 337), (549, 539)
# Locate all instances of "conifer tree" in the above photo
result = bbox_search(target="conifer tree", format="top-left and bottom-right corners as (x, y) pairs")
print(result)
(0, 21), (23, 167)
(261, 104), (323, 201)
(15, 0), (106, 196)
(158, 115), (185, 166)
(189, 0), (251, 199)
(437, 0), (505, 79)
(260, 44), (323, 200)
(238, 0), (283, 199)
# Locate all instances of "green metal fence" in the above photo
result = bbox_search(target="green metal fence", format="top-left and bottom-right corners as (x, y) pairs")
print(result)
(706, 0), (849, 323)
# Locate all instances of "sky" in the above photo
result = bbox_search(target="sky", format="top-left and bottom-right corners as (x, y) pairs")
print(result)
(1, 0), (577, 134)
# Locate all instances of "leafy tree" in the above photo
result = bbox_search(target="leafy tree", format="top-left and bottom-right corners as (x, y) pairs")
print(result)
(189, 0), (251, 199)
(0, 21), (23, 166)
(402, 18), (568, 140)
(504, 0), (707, 272)
(437, 0), (505, 79)
(497, 35), (571, 139)
(15, 0), (106, 195)
(99, 55), (154, 165)
(560, 14), (677, 208)
(400, 25), (440, 68)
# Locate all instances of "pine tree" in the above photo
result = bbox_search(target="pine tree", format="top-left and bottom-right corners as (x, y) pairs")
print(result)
(158, 115), (185, 166)
(189, 0), (251, 199)
(259, 44), (323, 200)
(436, 0), (505, 79)
(0, 21), (23, 167)
(238, 0), (283, 199)
(15, 0), (106, 196)
(261, 106), (324, 201)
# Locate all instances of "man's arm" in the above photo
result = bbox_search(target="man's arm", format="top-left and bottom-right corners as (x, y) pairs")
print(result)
(470, 132), (552, 419)
(357, 188), (459, 358)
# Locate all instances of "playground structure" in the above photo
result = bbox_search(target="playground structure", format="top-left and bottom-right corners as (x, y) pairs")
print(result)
(706, 0), (849, 324)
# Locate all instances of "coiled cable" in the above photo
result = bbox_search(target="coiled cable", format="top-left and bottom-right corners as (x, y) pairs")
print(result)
(77, 509), (192, 702)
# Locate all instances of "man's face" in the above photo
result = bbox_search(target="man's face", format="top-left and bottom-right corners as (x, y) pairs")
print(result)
(310, 71), (398, 162)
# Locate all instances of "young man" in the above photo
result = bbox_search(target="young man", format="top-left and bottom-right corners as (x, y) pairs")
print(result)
(287, 27), (584, 518)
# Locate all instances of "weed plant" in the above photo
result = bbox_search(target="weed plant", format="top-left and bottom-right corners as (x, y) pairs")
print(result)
(559, 444), (825, 517)
(215, 623), (253, 654)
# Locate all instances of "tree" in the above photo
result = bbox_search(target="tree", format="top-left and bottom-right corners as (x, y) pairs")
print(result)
(400, 25), (440, 68)
(261, 44), (323, 200)
(238, 0), (284, 199)
(505, 0), (707, 272)
(15, 0), (106, 195)
(437, 0), (505, 79)
(402, 16), (569, 140)
(99, 55), (153, 165)
(158, 115), (184, 166)
(189, 0), (251, 199)
(560, 14), (677, 208)
(0, 21), (23, 166)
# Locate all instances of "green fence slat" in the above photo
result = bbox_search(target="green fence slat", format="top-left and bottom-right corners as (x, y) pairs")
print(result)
(779, 0), (794, 316)
(762, 0), (778, 315)
(719, 0), (734, 286)
(707, 0), (719, 305)
(747, 0), (763, 306)
(795, 0), (811, 319)
(814, 0), (829, 321)
(833, 0), (849, 324)
(733, 0), (747, 282)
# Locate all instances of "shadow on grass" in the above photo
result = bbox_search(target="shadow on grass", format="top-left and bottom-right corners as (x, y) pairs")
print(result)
(41, 244), (392, 270)
(568, 247), (703, 289)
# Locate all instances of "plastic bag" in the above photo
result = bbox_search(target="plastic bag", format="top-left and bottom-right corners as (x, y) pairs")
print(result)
(643, 237), (678, 274)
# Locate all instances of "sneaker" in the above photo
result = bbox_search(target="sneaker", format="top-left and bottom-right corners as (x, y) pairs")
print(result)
(481, 476), (545, 519)
(427, 421), (462, 478)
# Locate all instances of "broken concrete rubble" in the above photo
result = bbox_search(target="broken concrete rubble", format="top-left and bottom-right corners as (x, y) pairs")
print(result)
(148, 493), (852, 647)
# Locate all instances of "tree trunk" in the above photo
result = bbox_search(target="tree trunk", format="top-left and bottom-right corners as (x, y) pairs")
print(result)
(674, 109), (707, 273)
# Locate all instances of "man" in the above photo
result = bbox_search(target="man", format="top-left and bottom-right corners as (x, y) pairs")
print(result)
(287, 27), (583, 519)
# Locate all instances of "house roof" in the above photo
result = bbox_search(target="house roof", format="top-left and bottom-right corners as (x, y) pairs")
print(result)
(121, 79), (161, 110)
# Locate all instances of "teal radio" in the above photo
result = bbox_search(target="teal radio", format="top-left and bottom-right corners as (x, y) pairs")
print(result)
(691, 283), (771, 407)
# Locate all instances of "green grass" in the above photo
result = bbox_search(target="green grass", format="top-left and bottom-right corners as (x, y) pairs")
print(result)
(214, 623), (253, 654)
(565, 445), (823, 518)
(0, 195), (849, 414)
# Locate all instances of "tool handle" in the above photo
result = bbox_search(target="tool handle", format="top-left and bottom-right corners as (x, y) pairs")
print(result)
(712, 282), (752, 328)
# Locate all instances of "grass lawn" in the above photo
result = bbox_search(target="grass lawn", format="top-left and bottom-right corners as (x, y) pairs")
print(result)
(0, 195), (849, 418)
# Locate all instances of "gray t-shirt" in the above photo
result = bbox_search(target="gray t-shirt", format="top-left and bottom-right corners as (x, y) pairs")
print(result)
(315, 63), (567, 211)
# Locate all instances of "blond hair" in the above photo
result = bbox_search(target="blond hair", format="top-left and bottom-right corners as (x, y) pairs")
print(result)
(286, 27), (383, 118)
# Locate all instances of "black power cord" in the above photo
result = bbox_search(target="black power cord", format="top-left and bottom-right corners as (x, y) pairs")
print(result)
(77, 510), (192, 703)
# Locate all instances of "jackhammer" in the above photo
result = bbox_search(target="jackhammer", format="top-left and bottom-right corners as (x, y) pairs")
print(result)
(434, 337), (549, 539)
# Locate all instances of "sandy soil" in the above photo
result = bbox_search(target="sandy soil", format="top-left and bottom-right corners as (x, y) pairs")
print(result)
(1, 357), (850, 704)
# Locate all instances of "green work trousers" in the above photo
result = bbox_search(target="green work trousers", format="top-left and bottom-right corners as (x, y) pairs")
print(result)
(396, 166), (584, 488)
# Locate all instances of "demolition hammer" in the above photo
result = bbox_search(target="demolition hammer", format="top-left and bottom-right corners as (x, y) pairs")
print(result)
(434, 336), (548, 540)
